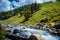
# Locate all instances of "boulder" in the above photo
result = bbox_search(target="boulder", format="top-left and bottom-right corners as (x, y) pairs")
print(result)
(29, 34), (45, 40)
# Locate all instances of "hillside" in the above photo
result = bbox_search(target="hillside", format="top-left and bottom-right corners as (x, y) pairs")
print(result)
(26, 1), (60, 25)
(0, 1), (60, 26)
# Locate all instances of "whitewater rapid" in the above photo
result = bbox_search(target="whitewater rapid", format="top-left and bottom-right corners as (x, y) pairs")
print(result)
(24, 28), (60, 40)
(6, 26), (60, 40)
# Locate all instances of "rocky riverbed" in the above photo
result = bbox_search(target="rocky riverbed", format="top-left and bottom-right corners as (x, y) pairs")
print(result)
(0, 23), (60, 40)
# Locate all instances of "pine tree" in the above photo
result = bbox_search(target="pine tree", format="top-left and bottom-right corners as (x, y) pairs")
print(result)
(31, 3), (34, 14)
(57, 0), (60, 1)
(34, 2), (37, 11)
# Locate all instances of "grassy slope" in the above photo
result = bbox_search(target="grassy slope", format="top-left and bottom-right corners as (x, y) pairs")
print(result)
(25, 1), (60, 25)
(0, 14), (25, 25)
(0, 1), (60, 26)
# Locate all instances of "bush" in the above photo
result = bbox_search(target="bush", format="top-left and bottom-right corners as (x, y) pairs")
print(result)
(0, 26), (6, 40)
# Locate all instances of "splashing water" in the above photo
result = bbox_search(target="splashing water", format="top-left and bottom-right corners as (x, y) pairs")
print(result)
(25, 28), (60, 40)
(38, 30), (60, 40)
(7, 25), (60, 40)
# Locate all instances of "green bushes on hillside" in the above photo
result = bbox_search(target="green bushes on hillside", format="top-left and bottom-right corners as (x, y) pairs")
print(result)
(0, 1), (60, 26)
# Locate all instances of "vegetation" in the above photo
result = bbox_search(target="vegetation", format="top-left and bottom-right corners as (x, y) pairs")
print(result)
(0, 2), (40, 20)
(0, 0), (60, 40)
(25, 1), (60, 25)
(57, 0), (60, 1)
(0, 25), (6, 40)
(0, 1), (60, 26)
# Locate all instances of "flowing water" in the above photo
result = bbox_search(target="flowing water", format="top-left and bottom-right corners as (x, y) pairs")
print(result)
(23, 28), (60, 40)
(6, 25), (60, 40)
(36, 29), (60, 40)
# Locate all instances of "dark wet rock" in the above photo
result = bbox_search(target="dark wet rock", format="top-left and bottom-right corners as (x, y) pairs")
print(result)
(53, 24), (60, 29)
(52, 23), (60, 36)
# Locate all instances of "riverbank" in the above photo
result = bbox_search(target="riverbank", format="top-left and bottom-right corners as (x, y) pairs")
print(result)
(0, 23), (60, 40)
(0, 23), (60, 36)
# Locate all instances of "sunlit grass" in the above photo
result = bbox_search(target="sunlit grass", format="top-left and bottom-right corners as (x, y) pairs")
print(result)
(0, 1), (60, 26)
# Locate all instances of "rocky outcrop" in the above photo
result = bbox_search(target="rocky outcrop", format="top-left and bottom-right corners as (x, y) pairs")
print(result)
(52, 23), (60, 36)
(36, 22), (60, 36)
